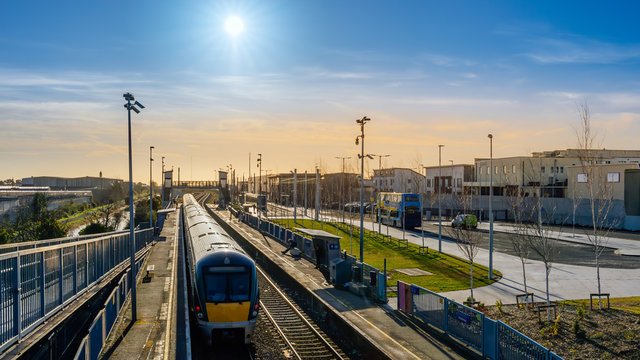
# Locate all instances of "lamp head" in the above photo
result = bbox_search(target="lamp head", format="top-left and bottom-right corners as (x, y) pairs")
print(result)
(134, 101), (145, 109)
(355, 137), (359, 145)
(488, 134), (493, 139)
(123, 93), (134, 101)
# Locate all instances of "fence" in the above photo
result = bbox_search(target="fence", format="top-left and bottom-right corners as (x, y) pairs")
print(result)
(0, 229), (153, 353)
(397, 281), (563, 360)
(72, 257), (144, 360)
(236, 211), (387, 303)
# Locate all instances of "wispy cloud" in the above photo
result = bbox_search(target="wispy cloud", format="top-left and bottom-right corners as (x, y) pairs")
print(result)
(524, 37), (640, 64)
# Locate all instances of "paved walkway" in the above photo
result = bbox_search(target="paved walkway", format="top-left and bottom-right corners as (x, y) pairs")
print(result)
(101, 209), (180, 360)
(270, 206), (640, 305)
(376, 218), (640, 305)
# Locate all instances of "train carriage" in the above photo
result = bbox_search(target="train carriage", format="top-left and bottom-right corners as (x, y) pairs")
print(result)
(183, 194), (259, 344)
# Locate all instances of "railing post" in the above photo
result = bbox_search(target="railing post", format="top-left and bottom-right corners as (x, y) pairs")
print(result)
(443, 298), (449, 334)
(59, 248), (63, 305)
(14, 255), (22, 340)
(85, 243), (89, 289)
(40, 252), (45, 317)
(73, 245), (78, 295)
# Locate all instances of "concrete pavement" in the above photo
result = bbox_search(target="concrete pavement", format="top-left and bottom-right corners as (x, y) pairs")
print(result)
(268, 205), (640, 305)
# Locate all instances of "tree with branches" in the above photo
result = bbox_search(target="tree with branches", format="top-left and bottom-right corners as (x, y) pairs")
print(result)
(447, 194), (482, 303)
(575, 101), (618, 309)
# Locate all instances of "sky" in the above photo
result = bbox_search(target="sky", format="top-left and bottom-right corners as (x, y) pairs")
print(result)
(1, 1), (640, 183)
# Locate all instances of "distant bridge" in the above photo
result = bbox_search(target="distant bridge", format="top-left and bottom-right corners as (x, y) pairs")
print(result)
(173, 181), (219, 189)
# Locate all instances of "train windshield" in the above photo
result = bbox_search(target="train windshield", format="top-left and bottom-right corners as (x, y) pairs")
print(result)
(204, 266), (251, 303)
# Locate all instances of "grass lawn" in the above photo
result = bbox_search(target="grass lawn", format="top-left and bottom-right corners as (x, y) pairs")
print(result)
(559, 296), (640, 314)
(272, 218), (501, 294)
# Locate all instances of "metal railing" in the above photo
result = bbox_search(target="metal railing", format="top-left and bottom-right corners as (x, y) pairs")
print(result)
(237, 211), (387, 303)
(0, 229), (153, 353)
(397, 281), (563, 360)
(72, 257), (144, 360)
(0, 230), (131, 255)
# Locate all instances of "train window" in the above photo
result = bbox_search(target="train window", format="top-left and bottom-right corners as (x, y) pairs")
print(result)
(204, 275), (227, 302)
(204, 267), (251, 303)
(404, 195), (419, 202)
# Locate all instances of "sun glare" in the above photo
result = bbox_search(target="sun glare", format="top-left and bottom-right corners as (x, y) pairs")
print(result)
(225, 16), (244, 36)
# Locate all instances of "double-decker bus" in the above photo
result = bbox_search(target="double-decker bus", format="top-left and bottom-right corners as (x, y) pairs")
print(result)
(377, 192), (422, 229)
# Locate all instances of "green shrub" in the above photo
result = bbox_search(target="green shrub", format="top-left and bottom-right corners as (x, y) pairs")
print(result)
(496, 299), (503, 313)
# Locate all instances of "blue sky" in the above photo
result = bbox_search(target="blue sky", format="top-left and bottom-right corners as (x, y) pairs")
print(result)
(1, 1), (640, 182)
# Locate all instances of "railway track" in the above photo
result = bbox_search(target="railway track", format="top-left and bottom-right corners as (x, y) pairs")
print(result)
(257, 267), (348, 360)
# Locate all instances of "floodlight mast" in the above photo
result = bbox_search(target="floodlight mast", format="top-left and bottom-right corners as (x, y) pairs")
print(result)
(123, 92), (144, 323)
(356, 116), (370, 268)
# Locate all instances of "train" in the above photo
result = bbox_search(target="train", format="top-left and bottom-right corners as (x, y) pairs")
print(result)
(182, 193), (259, 344)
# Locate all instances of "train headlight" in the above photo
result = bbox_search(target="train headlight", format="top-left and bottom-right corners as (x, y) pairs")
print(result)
(197, 313), (204, 319)
(252, 311), (258, 317)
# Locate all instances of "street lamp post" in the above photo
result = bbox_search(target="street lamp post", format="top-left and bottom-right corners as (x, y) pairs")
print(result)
(161, 156), (165, 206)
(421, 164), (427, 254)
(123, 92), (144, 323)
(257, 154), (262, 195)
(293, 169), (297, 223)
(149, 146), (154, 235)
(438, 145), (444, 253)
(355, 116), (371, 264)
(488, 134), (494, 279)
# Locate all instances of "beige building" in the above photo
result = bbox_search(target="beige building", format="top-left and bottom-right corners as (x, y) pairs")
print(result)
(423, 164), (474, 194)
(567, 163), (639, 201)
(470, 149), (640, 198)
(372, 168), (424, 194)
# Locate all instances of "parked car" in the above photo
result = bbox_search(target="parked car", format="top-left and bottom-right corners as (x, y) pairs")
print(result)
(451, 214), (477, 229)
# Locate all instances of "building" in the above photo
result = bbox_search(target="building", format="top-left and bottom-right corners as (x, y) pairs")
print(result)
(470, 149), (640, 198)
(372, 168), (424, 194)
(424, 164), (475, 195)
(22, 176), (123, 190)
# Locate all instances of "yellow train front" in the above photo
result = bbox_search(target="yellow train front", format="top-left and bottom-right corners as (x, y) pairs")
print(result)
(183, 194), (259, 344)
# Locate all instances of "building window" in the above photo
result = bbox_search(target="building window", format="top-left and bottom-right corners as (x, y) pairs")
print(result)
(560, 167), (564, 173)
(457, 178), (462, 187)
(427, 179), (432, 187)
(503, 165), (507, 174)
(541, 166), (545, 173)
(607, 172), (620, 183)
(494, 166), (498, 174)
(577, 173), (587, 183)
(408, 179), (412, 184)
(512, 165), (516, 173)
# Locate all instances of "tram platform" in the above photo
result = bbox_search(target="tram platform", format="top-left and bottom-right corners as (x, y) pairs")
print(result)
(100, 207), (182, 360)
(213, 208), (472, 360)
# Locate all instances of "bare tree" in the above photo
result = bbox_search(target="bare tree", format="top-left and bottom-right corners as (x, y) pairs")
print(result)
(575, 101), (618, 309)
(505, 185), (532, 296)
(447, 194), (482, 303)
(525, 190), (562, 321)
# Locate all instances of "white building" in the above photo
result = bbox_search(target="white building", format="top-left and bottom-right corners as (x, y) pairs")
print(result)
(424, 164), (475, 194)
(372, 168), (424, 194)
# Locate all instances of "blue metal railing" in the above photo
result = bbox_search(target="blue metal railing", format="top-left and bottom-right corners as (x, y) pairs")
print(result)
(0, 229), (153, 353)
(237, 212), (387, 303)
(73, 257), (144, 360)
(398, 281), (564, 360)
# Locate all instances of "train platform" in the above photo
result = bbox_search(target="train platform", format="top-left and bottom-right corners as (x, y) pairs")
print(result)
(100, 208), (183, 360)
(213, 208), (470, 360)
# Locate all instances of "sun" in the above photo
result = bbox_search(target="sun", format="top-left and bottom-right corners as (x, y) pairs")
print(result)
(225, 16), (244, 37)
